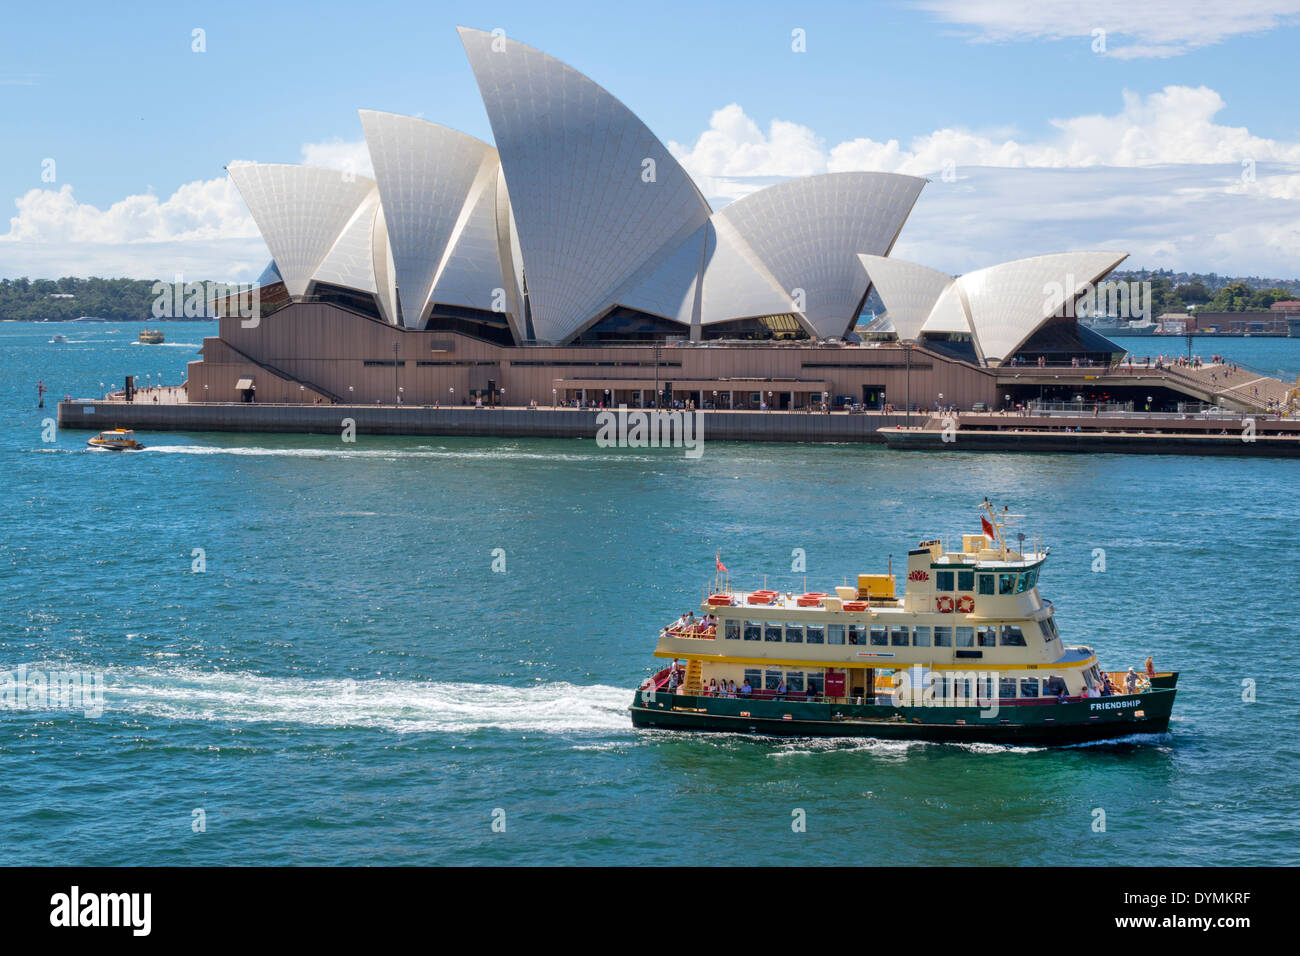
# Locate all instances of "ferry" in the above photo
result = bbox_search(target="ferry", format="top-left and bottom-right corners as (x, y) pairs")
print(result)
(87, 429), (144, 451)
(138, 329), (165, 344)
(630, 503), (1177, 745)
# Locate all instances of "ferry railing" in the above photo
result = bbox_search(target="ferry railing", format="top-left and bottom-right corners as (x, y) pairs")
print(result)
(661, 624), (717, 640)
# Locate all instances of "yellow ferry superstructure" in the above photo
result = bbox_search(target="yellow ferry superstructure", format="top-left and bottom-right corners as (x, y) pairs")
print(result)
(630, 504), (1177, 744)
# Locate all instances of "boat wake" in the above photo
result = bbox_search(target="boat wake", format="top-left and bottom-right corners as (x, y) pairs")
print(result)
(43, 665), (633, 734)
(142, 445), (660, 463)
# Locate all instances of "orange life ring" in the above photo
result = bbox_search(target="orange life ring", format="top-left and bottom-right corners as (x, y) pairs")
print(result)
(956, 595), (975, 614)
(936, 595), (955, 613)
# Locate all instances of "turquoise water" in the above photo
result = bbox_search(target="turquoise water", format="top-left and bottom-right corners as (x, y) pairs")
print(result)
(2, 322), (1298, 865)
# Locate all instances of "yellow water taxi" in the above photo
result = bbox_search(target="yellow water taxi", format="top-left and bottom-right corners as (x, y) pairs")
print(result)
(86, 429), (144, 451)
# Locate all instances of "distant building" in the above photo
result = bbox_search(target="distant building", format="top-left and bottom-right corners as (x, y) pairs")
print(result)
(1270, 300), (1300, 316)
(48, 293), (75, 299)
(1187, 311), (1287, 334)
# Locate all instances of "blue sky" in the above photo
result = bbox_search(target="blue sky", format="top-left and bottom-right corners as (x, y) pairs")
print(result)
(3, 0), (1300, 279)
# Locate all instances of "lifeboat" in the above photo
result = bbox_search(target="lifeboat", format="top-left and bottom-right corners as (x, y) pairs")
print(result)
(706, 593), (734, 607)
(796, 592), (827, 607)
(746, 590), (778, 605)
(842, 600), (868, 611)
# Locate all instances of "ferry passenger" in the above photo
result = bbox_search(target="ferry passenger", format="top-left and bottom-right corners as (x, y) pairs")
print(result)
(708, 679), (718, 696)
(740, 679), (752, 698)
(1101, 674), (1116, 696)
(775, 678), (788, 701)
(1145, 656), (1156, 680)
(1125, 668), (1138, 694)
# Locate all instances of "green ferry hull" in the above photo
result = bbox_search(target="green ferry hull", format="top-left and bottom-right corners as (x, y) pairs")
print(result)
(629, 687), (1175, 746)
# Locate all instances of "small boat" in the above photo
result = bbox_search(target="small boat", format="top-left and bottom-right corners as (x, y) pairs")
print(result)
(138, 329), (165, 344)
(49, 334), (68, 344)
(87, 429), (144, 451)
(631, 501), (1177, 746)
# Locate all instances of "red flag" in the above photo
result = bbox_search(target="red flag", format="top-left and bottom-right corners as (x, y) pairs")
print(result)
(716, 550), (727, 573)
(981, 515), (996, 539)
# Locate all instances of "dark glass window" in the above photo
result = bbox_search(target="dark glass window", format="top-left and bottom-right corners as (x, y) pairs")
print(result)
(765, 623), (782, 642)
(1000, 625), (1027, 646)
(869, 626), (888, 646)
(936, 571), (955, 591)
(725, 620), (740, 640)
(999, 573), (1017, 595)
(934, 626), (953, 647)
(999, 677), (1018, 699)
(806, 625), (825, 644)
(827, 624), (845, 645)
(785, 623), (803, 643)
(912, 626), (931, 647)
(891, 626), (909, 646)
(1020, 678), (1040, 698)
(958, 570), (975, 591)
(744, 621), (761, 642)
(978, 574), (996, 595)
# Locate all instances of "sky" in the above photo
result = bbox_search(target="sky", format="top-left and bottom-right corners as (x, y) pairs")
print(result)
(2, 0), (1299, 281)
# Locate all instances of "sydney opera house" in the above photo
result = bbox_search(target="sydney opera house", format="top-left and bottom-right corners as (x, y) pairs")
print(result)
(189, 26), (1130, 410)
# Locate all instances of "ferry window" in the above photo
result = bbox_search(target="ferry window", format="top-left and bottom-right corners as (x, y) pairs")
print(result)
(955, 626), (974, 648)
(934, 626), (953, 647)
(1000, 625), (1026, 646)
(785, 623), (804, 643)
(999, 676), (1018, 699)
(977, 625), (997, 647)
(787, 672), (805, 693)
(765, 669), (784, 691)
(1043, 676), (1067, 696)
(953, 676), (971, 701)
(978, 675), (995, 701)
(743, 668), (762, 691)
(978, 574), (995, 595)
(912, 626), (931, 647)
(891, 625), (909, 646)
(848, 624), (865, 645)
(807, 673), (824, 696)
(869, 625), (887, 646)
(957, 570), (975, 591)
(1024, 569), (1038, 590)
(1042, 617), (1059, 642)
(998, 573), (1017, 594)
(806, 625), (824, 644)
(725, 620), (740, 640)
(936, 571), (955, 591)
(1019, 678), (1040, 698)
(765, 623), (782, 642)
(827, 624), (845, 645)
(744, 621), (762, 641)
(1015, 573), (1029, 593)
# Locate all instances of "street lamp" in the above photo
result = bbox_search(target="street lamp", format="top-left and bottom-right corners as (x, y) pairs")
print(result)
(552, 387), (557, 408)
(767, 390), (773, 411)
(398, 386), (404, 406)
(449, 386), (455, 406)
(1146, 394), (1153, 413)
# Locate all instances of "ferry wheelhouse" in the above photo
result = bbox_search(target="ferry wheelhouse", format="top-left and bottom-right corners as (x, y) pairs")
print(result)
(630, 504), (1177, 745)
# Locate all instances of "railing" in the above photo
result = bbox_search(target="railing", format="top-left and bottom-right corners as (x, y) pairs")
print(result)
(661, 624), (717, 640)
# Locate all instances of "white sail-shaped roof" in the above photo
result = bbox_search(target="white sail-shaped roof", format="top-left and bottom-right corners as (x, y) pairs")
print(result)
(429, 163), (511, 315)
(458, 26), (712, 343)
(360, 110), (499, 328)
(715, 172), (925, 339)
(698, 218), (797, 326)
(228, 163), (375, 297)
(856, 254), (954, 344)
(313, 186), (383, 295)
(958, 251), (1128, 364)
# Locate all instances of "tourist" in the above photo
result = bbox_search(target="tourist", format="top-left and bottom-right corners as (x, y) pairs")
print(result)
(726, 680), (737, 698)
(1145, 656), (1156, 680)
(775, 677), (788, 700)
(1125, 668), (1138, 694)
(740, 678), (752, 698)
(708, 678), (718, 696)
(1101, 674), (1115, 696)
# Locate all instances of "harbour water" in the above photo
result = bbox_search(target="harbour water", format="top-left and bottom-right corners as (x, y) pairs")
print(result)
(2, 322), (1297, 865)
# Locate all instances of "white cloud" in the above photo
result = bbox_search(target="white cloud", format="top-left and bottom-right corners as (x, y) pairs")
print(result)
(912, 0), (1300, 58)
(673, 87), (1300, 197)
(300, 139), (373, 178)
(0, 176), (265, 280)
(668, 88), (1300, 277)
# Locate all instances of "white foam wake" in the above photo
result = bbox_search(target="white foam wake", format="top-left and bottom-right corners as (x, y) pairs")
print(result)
(95, 666), (632, 734)
(142, 445), (655, 462)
